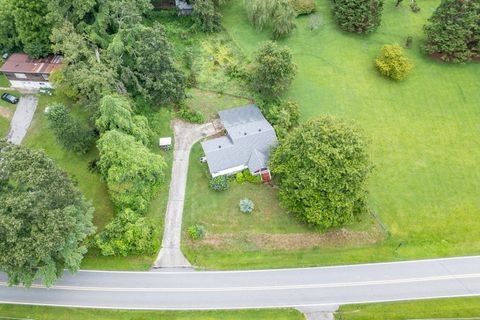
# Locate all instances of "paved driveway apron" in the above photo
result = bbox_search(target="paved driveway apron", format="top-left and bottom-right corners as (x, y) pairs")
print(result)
(7, 95), (38, 145)
(154, 120), (217, 268)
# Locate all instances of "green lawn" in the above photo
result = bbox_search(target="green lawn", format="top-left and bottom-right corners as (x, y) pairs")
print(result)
(0, 90), (22, 137)
(181, 0), (480, 269)
(186, 88), (251, 120)
(23, 95), (175, 271)
(0, 304), (304, 320)
(336, 297), (480, 319)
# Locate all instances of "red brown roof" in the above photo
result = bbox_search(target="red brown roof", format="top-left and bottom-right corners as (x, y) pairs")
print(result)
(0, 53), (63, 74)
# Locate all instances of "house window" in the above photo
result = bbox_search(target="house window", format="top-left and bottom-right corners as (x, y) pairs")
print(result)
(14, 73), (27, 79)
(42, 74), (49, 81)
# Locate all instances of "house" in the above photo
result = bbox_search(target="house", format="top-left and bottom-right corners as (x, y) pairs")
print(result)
(201, 104), (278, 182)
(0, 53), (63, 90)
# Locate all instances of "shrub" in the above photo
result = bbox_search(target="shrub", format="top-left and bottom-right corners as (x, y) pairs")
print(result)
(45, 104), (95, 154)
(95, 209), (156, 256)
(270, 117), (372, 229)
(308, 13), (323, 31)
(251, 41), (297, 100)
(235, 172), (245, 183)
(209, 175), (229, 191)
(423, 0), (480, 63)
(242, 170), (262, 184)
(333, 0), (383, 34)
(291, 0), (316, 15)
(239, 198), (255, 214)
(409, 0), (420, 13)
(177, 106), (205, 124)
(193, 0), (222, 32)
(244, 0), (296, 38)
(405, 36), (413, 49)
(262, 100), (300, 140)
(375, 44), (414, 80)
(188, 224), (206, 240)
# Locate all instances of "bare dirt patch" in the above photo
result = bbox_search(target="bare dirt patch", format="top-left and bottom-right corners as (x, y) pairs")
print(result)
(188, 226), (385, 251)
(0, 106), (13, 119)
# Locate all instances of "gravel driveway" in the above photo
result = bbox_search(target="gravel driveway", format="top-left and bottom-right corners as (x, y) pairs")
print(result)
(7, 95), (38, 145)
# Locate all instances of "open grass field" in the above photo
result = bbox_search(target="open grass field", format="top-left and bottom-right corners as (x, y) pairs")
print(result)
(23, 95), (175, 270)
(182, 0), (480, 269)
(336, 297), (480, 319)
(0, 304), (303, 320)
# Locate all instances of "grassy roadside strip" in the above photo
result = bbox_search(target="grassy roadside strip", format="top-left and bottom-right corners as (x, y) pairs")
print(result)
(336, 297), (480, 319)
(0, 304), (304, 320)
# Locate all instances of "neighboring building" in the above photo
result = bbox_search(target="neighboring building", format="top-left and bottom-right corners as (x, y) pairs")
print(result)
(201, 104), (278, 182)
(175, 0), (193, 15)
(0, 53), (63, 90)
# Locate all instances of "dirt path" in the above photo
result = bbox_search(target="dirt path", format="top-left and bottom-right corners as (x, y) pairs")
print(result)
(7, 95), (38, 145)
(0, 106), (13, 119)
(153, 120), (217, 269)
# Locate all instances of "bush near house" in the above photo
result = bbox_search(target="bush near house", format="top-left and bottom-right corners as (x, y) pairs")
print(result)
(209, 175), (230, 191)
(375, 44), (413, 80)
(176, 106), (205, 124)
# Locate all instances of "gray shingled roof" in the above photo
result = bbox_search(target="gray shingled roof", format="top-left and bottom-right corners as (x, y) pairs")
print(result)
(201, 104), (278, 176)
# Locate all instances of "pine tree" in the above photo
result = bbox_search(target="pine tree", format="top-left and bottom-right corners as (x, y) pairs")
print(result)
(333, 0), (383, 34)
(424, 0), (480, 63)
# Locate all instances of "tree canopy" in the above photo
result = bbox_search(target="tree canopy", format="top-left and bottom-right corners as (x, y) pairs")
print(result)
(270, 117), (371, 229)
(97, 130), (166, 214)
(251, 41), (297, 100)
(11, 0), (53, 57)
(0, 141), (95, 287)
(96, 94), (153, 146)
(333, 0), (383, 34)
(107, 23), (185, 106)
(45, 104), (95, 153)
(424, 0), (480, 62)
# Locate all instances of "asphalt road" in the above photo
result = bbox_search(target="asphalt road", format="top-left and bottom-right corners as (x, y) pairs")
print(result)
(1, 256), (479, 310)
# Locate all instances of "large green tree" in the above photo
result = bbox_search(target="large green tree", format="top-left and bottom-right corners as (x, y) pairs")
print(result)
(424, 0), (480, 62)
(251, 41), (297, 100)
(95, 209), (156, 256)
(333, 0), (383, 34)
(0, 0), (19, 53)
(51, 22), (118, 108)
(97, 130), (166, 214)
(107, 23), (185, 105)
(46, 0), (97, 26)
(12, 0), (53, 57)
(96, 94), (153, 146)
(270, 117), (371, 229)
(45, 104), (95, 153)
(0, 141), (95, 287)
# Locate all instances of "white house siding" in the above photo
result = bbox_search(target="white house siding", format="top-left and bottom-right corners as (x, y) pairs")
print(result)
(9, 80), (53, 90)
(211, 164), (248, 178)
